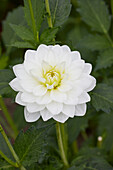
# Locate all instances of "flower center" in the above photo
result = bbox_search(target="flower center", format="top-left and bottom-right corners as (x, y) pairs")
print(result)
(44, 70), (61, 89)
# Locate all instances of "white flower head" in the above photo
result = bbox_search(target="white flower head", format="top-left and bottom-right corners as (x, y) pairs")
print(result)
(9, 44), (96, 123)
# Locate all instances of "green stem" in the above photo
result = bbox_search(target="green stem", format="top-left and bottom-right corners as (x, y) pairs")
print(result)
(0, 150), (18, 168)
(111, 0), (113, 16)
(111, 0), (113, 39)
(45, 0), (53, 28)
(20, 166), (26, 170)
(0, 96), (18, 137)
(56, 122), (69, 168)
(0, 125), (20, 166)
(97, 136), (103, 148)
(37, 32), (39, 43)
(27, 0), (39, 42)
(0, 125), (26, 169)
(72, 141), (78, 155)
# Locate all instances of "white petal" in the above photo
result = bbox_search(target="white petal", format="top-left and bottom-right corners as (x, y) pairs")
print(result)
(58, 82), (72, 92)
(51, 90), (67, 102)
(60, 54), (71, 66)
(40, 108), (53, 121)
(21, 92), (35, 103)
(24, 107), (40, 122)
(9, 78), (23, 91)
(64, 87), (82, 105)
(70, 51), (81, 61)
(83, 63), (92, 74)
(86, 76), (96, 92)
(78, 92), (90, 104)
(15, 92), (26, 106)
(55, 62), (66, 74)
(24, 49), (36, 61)
(36, 44), (48, 59)
(33, 85), (47, 96)
(77, 74), (96, 92)
(44, 50), (58, 66)
(62, 104), (75, 117)
(13, 64), (28, 79)
(52, 45), (63, 58)
(27, 103), (45, 112)
(61, 45), (71, 53)
(69, 60), (85, 80)
(36, 91), (51, 104)
(75, 104), (87, 116)
(46, 102), (63, 115)
(41, 60), (51, 74)
(20, 78), (37, 92)
(24, 50), (40, 73)
(13, 64), (38, 93)
(37, 44), (48, 51)
(30, 66), (43, 80)
(53, 113), (69, 123)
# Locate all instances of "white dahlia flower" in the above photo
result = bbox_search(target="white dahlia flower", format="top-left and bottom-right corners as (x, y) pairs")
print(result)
(9, 44), (96, 123)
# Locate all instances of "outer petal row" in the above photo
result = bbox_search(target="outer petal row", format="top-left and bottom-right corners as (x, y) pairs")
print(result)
(24, 103), (86, 123)
(9, 78), (23, 92)
(24, 107), (40, 122)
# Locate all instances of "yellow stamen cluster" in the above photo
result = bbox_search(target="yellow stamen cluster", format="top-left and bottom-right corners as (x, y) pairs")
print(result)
(44, 70), (61, 89)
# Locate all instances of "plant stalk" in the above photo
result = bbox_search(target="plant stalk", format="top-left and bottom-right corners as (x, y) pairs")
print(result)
(20, 166), (27, 170)
(0, 150), (18, 168)
(45, 0), (53, 28)
(0, 96), (18, 137)
(27, 0), (39, 42)
(111, 0), (113, 16)
(111, 0), (113, 39)
(72, 141), (78, 155)
(0, 125), (26, 169)
(0, 125), (20, 165)
(56, 122), (69, 168)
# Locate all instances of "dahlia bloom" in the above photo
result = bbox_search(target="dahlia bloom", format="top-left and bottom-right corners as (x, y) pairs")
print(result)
(9, 44), (96, 123)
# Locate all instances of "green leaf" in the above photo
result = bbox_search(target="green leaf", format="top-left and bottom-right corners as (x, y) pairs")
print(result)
(11, 41), (36, 49)
(67, 23), (88, 47)
(28, 155), (63, 170)
(78, 34), (112, 51)
(77, 0), (111, 33)
(70, 147), (113, 170)
(49, 0), (72, 26)
(14, 125), (50, 166)
(2, 7), (26, 49)
(0, 69), (15, 98)
(40, 27), (59, 43)
(91, 83), (113, 113)
(98, 113), (113, 152)
(10, 24), (34, 42)
(95, 48), (113, 70)
(0, 55), (9, 69)
(13, 105), (28, 130)
(67, 115), (89, 144)
(104, 78), (113, 87)
(24, 0), (45, 31)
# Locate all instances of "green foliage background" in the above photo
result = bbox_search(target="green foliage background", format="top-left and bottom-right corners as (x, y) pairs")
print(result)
(0, 0), (113, 169)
